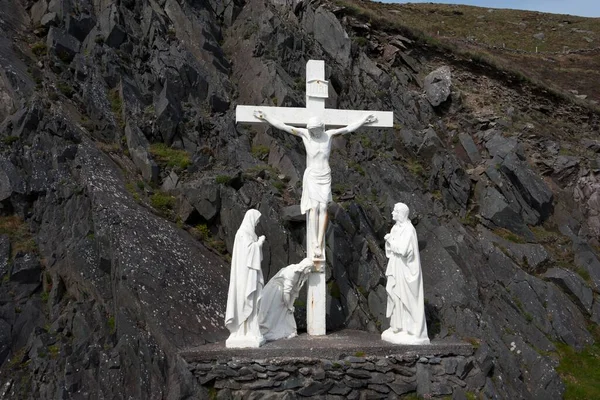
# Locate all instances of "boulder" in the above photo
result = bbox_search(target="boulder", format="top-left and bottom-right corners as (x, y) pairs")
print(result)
(429, 153), (471, 212)
(155, 82), (182, 145)
(573, 243), (600, 293)
(304, 6), (351, 68)
(66, 14), (95, 42)
(0, 158), (26, 203)
(10, 253), (41, 284)
(46, 27), (80, 62)
(480, 228), (549, 272)
(478, 186), (533, 239)
(424, 66), (452, 107)
(459, 133), (481, 165)
(485, 134), (524, 160)
(182, 180), (221, 222)
(552, 156), (579, 182)
(281, 205), (304, 222)
(500, 152), (553, 221)
(124, 121), (159, 183)
(99, 4), (126, 48)
(40, 12), (59, 27)
(485, 164), (540, 225)
(543, 268), (593, 314)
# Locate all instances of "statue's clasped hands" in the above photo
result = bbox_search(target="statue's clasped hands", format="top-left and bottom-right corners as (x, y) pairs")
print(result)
(258, 235), (266, 246)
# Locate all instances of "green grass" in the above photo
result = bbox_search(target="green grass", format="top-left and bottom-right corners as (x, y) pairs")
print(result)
(41, 291), (49, 303)
(494, 228), (526, 244)
(193, 224), (210, 241)
(0, 216), (37, 257)
(215, 175), (232, 185)
(460, 212), (478, 228)
(530, 225), (575, 269)
(556, 342), (600, 400)
(149, 143), (191, 170)
(108, 316), (116, 334)
(150, 192), (175, 212)
(2, 136), (18, 145)
(48, 344), (59, 359)
(251, 145), (270, 159)
(405, 159), (425, 177)
(57, 81), (74, 98)
(328, 281), (341, 299)
(349, 161), (365, 176)
(31, 42), (46, 57)
(108, 88), (125, 129)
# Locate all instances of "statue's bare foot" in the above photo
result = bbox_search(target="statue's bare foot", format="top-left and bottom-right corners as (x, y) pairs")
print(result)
(313, 245), (322, 258)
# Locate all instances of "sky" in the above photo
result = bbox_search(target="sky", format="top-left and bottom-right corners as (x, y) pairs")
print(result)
(388, 1), (600, 17)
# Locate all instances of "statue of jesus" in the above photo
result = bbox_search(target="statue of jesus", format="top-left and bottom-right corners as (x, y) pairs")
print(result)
(254, 110), (377, 259)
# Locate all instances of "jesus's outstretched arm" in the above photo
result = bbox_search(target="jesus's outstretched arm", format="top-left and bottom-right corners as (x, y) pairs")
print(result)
(254, 110), (306, 138)
(327, 114), (377, 136)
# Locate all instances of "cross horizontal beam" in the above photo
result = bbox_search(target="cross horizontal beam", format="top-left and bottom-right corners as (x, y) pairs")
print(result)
(236, 105), (394, 128)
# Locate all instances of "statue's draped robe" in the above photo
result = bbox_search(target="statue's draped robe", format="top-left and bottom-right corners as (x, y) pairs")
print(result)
(225, 211), (264, 340)
(259, 263), (309, 341)
(385, 221), (429, 341)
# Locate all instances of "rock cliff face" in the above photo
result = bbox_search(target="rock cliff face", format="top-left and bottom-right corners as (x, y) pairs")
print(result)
(0, 0), (599, 398)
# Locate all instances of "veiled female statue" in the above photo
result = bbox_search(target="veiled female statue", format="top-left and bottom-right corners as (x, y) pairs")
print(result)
(225, 209), (266, 348)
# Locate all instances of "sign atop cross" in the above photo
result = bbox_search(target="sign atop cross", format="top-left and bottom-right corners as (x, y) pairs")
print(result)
(236, 60), (393, 336)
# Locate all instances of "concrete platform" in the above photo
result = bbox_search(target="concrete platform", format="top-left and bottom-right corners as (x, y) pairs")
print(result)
(180, 329), (473, 362)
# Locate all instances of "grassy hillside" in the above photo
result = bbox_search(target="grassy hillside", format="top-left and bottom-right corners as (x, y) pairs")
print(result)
(333, 0), (600, 105)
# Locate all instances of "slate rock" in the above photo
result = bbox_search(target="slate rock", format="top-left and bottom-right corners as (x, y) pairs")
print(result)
(546, 283), (593, 349)
(0, 235), (9, 276)
(66, 14), (95, 42)
(459, 133), (481, 165)
(10, 253), (41, 283)
(304, 6), (351, 68)
(485, 134), (524, 160)
(573, 244), (600, 293)
(480, 228), (549, 271)
(46, 27), (80, 62)
(543, 268), (593, 314)
(416, 363), (431, 397)
(500, 152), (553, 221)
(387, 380), (417, 396)
(99, 4), (127, 48)
(592, 297), (600, 325)
(430, 152), (471, 211)
(553, 156), (579, 182)
(155, 83), (182, 144)
(125, 121), (159, 183)
(418, 128), (444, 160)
(282, 205), (304, 222)
(424, 66), (452, 106)
(298, 380), (334, 396)
(40, 12), (59, 27)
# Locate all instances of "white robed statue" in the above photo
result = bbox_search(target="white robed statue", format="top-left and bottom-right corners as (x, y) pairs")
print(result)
(381, 203), (430, 345)
(225, 209), (266, 348)
(259, 258), (314, 341)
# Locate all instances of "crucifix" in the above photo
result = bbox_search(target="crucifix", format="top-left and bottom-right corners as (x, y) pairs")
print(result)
(236, 60), (393, 336)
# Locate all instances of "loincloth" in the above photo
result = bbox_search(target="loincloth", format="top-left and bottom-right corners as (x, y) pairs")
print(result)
(300, 167), (332, 214)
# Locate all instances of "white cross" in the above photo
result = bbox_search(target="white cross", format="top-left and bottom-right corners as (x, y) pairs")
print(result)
(236, 60), (393, 336)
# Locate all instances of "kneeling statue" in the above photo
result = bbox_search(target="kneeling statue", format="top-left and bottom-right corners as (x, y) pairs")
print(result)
(259, 258), (313, 341)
